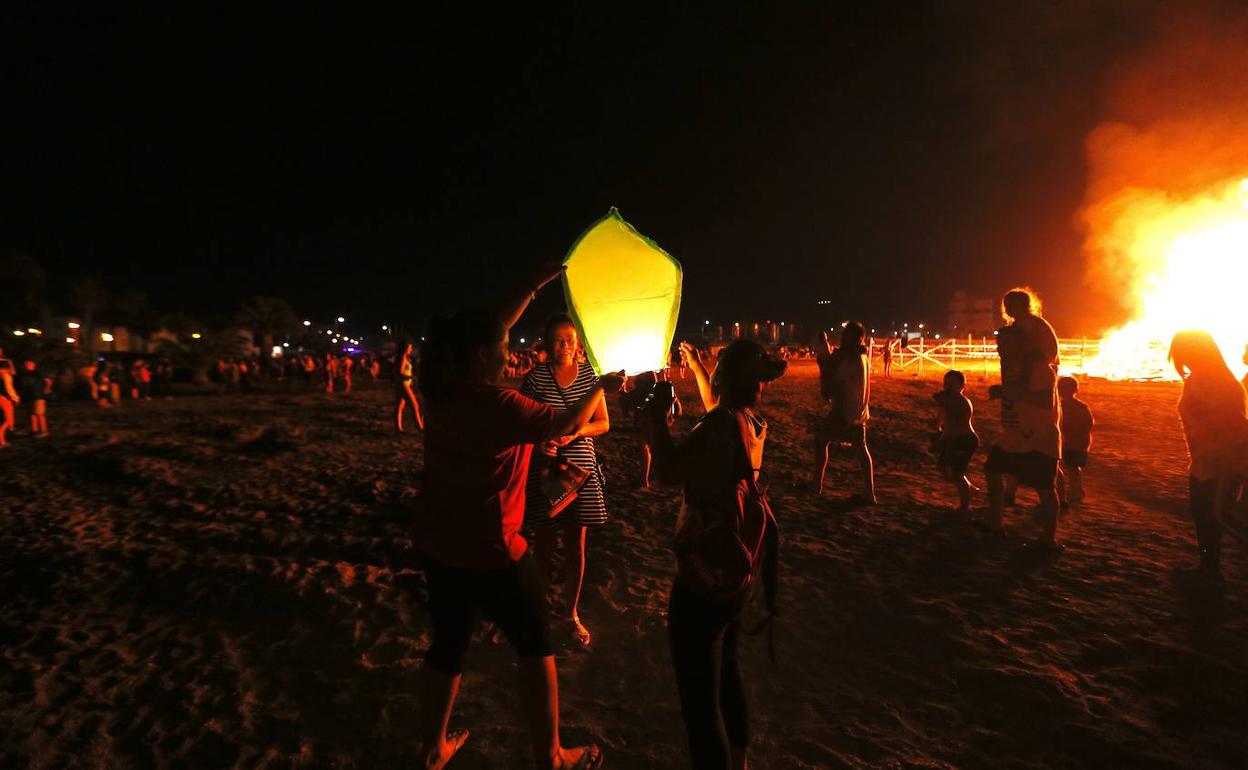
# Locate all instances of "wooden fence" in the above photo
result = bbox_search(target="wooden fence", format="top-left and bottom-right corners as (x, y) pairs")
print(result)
(871, 336), (1102, 378)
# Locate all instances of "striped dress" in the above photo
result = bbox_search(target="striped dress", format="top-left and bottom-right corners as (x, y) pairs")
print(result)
(521, 361), (608, 529)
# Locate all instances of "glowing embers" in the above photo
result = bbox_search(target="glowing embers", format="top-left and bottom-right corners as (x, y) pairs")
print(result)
(1082, 177), (1248, 380)
(563, 209), (682, 375)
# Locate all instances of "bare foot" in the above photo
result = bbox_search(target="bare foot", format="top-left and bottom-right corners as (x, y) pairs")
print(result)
(546, 744), (603, 770)
(424, 729), (469, 769)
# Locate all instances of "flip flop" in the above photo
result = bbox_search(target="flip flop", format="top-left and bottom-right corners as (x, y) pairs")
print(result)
(571, 617), (592, 648)
(567, 745), (603, 769)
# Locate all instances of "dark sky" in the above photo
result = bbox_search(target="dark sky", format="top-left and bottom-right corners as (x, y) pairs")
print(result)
(1, 4), (1162, 337)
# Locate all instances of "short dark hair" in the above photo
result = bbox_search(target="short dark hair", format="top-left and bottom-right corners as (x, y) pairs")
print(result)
(419, 309), (505, 401)
(944, 369), (966, 388)
(712, 340), (786, 407)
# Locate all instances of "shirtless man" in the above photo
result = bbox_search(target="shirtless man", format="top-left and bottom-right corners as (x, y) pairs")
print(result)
(814, 324), (876, 505)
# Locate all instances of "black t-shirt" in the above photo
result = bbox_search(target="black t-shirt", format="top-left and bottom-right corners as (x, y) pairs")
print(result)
(17, 370), (46, 402)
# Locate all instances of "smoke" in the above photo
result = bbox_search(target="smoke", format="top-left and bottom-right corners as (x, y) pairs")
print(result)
(1081, 5), (1248, 328)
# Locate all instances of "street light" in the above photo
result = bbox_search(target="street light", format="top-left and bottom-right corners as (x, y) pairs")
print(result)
(12, 330), (25, 337)
(100, 332), (114, 342)
(67, 322), (81, 329)
(337, 316), (345, 323)
(303, 320), (311, 326)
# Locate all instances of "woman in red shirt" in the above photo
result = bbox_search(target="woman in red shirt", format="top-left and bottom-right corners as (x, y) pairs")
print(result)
(415, 264), (620, 770)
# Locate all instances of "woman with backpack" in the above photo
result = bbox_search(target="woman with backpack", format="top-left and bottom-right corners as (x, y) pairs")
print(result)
(643, 339), (785, 770)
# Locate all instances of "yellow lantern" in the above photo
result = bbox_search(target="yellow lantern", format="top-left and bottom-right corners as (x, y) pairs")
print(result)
(563, 208), (682, 375)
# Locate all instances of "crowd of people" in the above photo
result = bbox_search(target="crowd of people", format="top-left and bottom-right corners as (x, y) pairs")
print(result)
(0, 347), (414, 446)
(6, 275), (1247, 769)
(403, 272), (1248, 770)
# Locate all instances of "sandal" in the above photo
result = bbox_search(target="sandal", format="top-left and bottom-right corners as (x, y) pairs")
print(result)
(571, 616), (592, 648)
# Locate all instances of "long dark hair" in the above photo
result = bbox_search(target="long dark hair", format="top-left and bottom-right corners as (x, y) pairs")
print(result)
(835, 321), (868, 356)
(542, 313), (578, 357)
(419, 309), (505, 402)
(1169, 330), (1236, 382)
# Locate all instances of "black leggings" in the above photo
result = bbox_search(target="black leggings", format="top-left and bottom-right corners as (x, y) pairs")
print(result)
(668, 581), (748, 770)
(1190, 475), (1243, 565)
(423, 551), (553, 675)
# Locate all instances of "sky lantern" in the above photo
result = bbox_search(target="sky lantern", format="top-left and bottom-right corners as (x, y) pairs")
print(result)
(563, 208), (682, 375)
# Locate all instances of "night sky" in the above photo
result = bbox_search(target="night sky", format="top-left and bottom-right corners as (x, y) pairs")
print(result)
(2, 4), (1167, 338)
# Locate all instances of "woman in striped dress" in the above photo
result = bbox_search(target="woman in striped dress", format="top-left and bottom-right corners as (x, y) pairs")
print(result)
(522, 314), (610, 647)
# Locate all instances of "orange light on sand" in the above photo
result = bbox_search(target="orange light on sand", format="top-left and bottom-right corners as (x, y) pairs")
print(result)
(1080, 177), (1248, 380)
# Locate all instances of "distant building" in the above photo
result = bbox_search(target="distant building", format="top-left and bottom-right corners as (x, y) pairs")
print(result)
(702, 320), (797, 345)
(946, 290), (1002, 336)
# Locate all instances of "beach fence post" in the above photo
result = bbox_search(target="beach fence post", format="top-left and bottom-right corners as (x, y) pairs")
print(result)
(982, 336), (988, 380)
(950, 338), (957, 371)
(918, 335), (925, 378)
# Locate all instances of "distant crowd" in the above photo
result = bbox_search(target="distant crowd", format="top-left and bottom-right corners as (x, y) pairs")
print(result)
(0, 347), (414, 446)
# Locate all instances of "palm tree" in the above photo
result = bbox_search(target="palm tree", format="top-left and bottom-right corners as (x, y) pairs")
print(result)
(234, 296), (300, 354)
(111, 290), (159, 352)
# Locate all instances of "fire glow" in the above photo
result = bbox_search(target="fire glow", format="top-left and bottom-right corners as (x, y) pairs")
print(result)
(1080, 177), (1248, 380)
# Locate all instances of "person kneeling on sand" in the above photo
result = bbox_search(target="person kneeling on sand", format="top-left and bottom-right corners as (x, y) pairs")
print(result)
(413, 263), (619, 770)
(932, 370), (978, 515)
(644, 340), (784, 770)
(813, 323), (876, 506)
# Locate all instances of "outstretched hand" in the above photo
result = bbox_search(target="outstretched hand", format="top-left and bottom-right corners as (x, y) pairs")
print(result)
(678, 341), (699, 367)
(529, 260), (567, 293)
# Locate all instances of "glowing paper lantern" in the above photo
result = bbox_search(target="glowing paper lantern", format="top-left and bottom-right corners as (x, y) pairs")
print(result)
(563, 208), (682, 375)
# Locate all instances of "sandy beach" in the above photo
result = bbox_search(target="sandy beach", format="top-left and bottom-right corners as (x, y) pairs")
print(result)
(3, 363), (1246, 769)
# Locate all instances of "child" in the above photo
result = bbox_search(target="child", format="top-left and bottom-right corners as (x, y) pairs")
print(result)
(1057, 376), (1094, 507)
(18, 360), (51, 438)
(933, 370), (978, 514)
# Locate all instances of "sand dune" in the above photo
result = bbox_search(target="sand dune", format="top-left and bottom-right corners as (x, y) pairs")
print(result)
(2, 364), (1246, 769)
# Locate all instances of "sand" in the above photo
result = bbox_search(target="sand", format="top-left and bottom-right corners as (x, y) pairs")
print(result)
(2, 364), (1246, 769)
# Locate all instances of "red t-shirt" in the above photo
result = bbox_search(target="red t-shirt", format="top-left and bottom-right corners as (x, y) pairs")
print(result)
(418, 384), (556, 569)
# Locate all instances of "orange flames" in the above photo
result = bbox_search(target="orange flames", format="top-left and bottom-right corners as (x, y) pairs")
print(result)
(1080, 177), (1248, 380)
(1075, 9), (1248, 381)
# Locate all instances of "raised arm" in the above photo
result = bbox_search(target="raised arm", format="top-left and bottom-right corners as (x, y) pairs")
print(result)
(641, 388), (716, 486)
(497, 262), (565, 332)
(679, 341), (717, 413)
